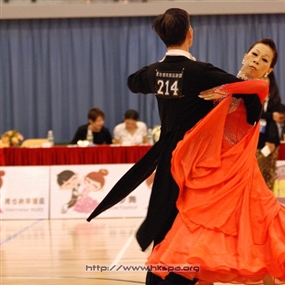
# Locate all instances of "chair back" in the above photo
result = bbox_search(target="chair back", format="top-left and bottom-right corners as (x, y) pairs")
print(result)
(21, 138), (49, 147)
(0, 139), (9, 148)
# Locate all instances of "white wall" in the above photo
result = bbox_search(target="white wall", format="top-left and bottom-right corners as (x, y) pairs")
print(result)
(1, 0), (285, 19)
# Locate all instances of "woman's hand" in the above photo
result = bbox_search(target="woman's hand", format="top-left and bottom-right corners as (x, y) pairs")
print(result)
(199, 86), (228, 101)
(265, 142), (276, 153)
(112, 138), (121, 144)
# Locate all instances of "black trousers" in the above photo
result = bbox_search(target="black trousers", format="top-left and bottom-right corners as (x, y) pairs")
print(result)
(146, 271), (198, 285)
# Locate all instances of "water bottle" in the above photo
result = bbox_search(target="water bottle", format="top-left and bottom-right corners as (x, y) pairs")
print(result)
(147, 128), (154, 145)
(47, 130), (54, 146)
(86, 129), (94, 146)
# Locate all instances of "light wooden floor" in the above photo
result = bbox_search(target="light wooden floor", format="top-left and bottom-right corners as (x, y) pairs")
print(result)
(1, 218), (274, 285)
(0, 218), (151, 285)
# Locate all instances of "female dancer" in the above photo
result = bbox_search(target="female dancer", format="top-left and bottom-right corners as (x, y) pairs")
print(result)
(147, 39), (285, 284)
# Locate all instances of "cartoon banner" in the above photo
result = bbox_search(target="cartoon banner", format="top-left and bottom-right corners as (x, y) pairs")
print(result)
(0, 161), (284, 219)
(49, 164), (153, 219)
(0, 166), (50, 219)
(273, 161), (285, 205)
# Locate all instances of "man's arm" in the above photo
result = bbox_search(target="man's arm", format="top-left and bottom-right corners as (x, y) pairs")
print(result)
(201, 63), (241, 89)
(235, 94), (263, 125)
(127, 66), (154, 94)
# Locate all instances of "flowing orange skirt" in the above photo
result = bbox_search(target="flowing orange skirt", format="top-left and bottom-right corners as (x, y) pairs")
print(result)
(147, 82), (285, 284)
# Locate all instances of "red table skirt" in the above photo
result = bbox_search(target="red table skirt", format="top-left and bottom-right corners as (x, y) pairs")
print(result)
(278, 142), (285, 160)
(0, 148), (5, 166)
(2, 143), (284, 167)
(1, 145), (152, 166)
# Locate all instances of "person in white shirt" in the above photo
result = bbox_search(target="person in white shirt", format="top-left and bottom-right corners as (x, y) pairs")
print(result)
(113, 109), (148, 145)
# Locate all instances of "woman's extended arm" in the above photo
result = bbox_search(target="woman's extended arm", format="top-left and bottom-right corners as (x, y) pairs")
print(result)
(199, 80), (269, 103)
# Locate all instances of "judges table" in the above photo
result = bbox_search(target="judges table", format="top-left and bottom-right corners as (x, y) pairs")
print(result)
(0, 145), (152, 166)
(278, 142), (285, 161)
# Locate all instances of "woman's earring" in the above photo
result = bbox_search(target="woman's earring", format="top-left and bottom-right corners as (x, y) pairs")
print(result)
(264, 72), (269, 78)
(242, 59), (245, 65)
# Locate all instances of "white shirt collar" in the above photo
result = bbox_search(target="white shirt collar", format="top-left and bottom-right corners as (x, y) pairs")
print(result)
(160, 49), (196, 62)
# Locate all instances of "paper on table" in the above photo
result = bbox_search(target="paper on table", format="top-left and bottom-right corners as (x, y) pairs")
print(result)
(260, 145), (271, 157)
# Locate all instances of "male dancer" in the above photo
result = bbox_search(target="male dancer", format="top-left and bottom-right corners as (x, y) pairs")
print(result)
(88, 8), (261, 285)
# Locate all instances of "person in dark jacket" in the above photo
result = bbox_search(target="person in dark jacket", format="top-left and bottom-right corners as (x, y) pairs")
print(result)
(70, 107), (112, 145)
(256, 72), (284, 190)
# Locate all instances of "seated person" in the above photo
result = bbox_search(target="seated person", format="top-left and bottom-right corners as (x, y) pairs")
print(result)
(70, 107), (112, 145)
(113, 109), (148, 145)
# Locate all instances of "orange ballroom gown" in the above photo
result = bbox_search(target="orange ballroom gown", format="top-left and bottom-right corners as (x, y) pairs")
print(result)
(147, 80), (285, 283)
